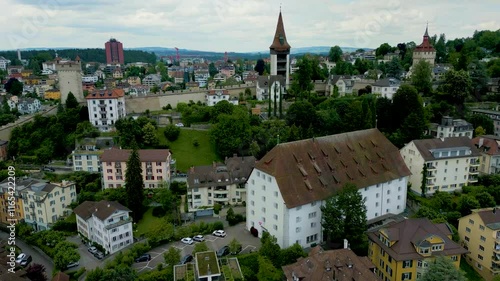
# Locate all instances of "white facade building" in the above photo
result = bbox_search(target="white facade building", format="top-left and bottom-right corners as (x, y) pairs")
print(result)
(246, 129), (411, 248)
(432, 116), (474, 139)
(205, 89), (238, 106)
(74, 200), (133, 254)
(0, 56), (10, 70)
(472, 135), (500, 174)
(82, 75), (99, 83)
(17, 98), (42, 115)
(400, 137), (480, 196)
(71, 137), (115, 172)
(86, 89), (126, 132)
(372, 78), (400, 99)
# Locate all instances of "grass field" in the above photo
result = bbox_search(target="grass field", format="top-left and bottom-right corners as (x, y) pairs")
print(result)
(156, 128), (219, 172)
(135, 207), (163, 237)
(460, 258), (484, 281)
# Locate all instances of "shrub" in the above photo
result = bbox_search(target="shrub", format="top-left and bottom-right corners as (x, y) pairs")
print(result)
(163, 125), (181, 141)
(214, 204), (222, 215)
(152, 206), (167, 217)
(193, 139), (199, 147)
(52, 220), (77, 233)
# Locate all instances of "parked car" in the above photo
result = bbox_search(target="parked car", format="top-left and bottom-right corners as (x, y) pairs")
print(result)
(175, 123), (184, 127)
(43, 167), (55, 172)
(66, 260), (80, 269)
(179, 254), (193, 265)
(19, 255), (32, 267)
(135, 254), (151, 263)
(193, 235), (204, 242)
(181, 237), (194, 245)
(231, 244), (243, 255)
(212, 230), (226, 237)
(217, 246), (230, 257)
(94, 251), (104, 260)
(15, 253), (26, 264)
(88, 246), (98, 254)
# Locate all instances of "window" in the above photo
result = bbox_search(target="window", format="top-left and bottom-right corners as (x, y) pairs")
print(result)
(402, 272), (412, 280)
(308, 212), (317, 219)
(469, 219), (474, 225)
(296, 227), (301, 233)
(194, 195), (201, 199)
(262, 196), (266, 202)
(478, 254), (483, 260)
(479, 245), (484, 251)
(274, 203), (278, 209)
(296, 216), (302, 223)
(465, 236), (470, 242)
(273, 214), (278, 220)
(273, 225), (277, 230)
(431, 244), (443, 251)
(311, 201), (316, 206)
(376, 193), (379, 198)
(262, 185), (266, 191)
(466, 227), (471, 233)
(480, 235), (486, 242)
(402, 260), (413, 268)
(306, 234), (318, 243)
(479, 225), (485, 231)
(296, 206), (301, 211)
(251, 190), (254, 195)
(250, 201), (254, 206)
(311, 222), (317, 228)
(274, 191), (278, 197)
(261, 207), (266, 213)
(268, 177), (271, 183)
(451, 255), (458, 261)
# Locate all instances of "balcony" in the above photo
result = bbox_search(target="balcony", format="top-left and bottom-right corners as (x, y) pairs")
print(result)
(105, 217), (132, 230)
(426, 164), (437, 170)
(469, 167), (479, 174)
(468, 176), (478, 183)
(426, 172), (436, 179)
(214, 197), (229, 202)
(214, 189), (229, 195)
(98, 103), (106, 108)
(470, 159), (480, 167)
(115, 163), (121, 168)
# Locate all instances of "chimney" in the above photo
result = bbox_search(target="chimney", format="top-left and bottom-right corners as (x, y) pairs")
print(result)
(479, 138), (484, 148)
(344, 239), (349, 249)
(107, 203), (110, 208)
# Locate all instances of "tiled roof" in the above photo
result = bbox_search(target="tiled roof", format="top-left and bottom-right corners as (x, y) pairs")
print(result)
(74, 200), (131, 221)
(100, 148), (170, 162)
(207, 89), (229, 96)
(52, 272), (70, 281)
(472, 135), (500, 156)
(368, 218), (468, 261)
(373, 78), (400, 87)
(187, 156), (255, 188)
(86, 88), (124, 99)
(476, 208), (500, 230)
(282, 246), (380, 281)
(269, 12), (291, 51)
(412, 137), (480, 161)
(415, 26), (436, 52)
(255, 129), (410, 208)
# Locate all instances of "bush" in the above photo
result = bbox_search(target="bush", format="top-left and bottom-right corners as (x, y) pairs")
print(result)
(193, 138), (199, 147)
(164, 125), (181, 141)
(214, 204), (222, 215)
(51, 220), (77, 233)
(152, 206), (167, 217)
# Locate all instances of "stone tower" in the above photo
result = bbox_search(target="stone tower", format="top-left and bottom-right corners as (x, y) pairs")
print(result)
(56, 56), (84, 103)
(412, 25), (436, 67)
(270, 11), (291, 87)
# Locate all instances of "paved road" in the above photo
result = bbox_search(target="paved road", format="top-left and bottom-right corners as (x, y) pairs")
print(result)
(0, 230), (54, 277)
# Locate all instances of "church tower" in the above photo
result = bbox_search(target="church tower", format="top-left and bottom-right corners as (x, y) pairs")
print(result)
(412, 25), (436, 67)
(270, 11), (291, 86)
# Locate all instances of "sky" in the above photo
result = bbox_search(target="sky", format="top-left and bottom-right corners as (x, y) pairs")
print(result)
(1, 0), (499, 52)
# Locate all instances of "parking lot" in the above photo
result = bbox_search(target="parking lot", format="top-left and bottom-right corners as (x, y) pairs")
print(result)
(132, 223), (260, 273)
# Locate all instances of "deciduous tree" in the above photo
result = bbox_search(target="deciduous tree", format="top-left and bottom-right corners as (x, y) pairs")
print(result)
(53, 241), (80, 270)
(142, 122), (158, 147)
(421, 256), (466, 281)
(411, 60), (432, 95)
(65, 92), (79, 109)
(257, 256), (282, 281)
(259, 232), (281, 268)
(163, 247), (181, 268)
(329, 46), (343, 63)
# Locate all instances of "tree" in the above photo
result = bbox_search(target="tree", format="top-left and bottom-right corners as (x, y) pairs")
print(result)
(321, 183), (368, 255)
(25, 263), (47, 281)
(421, 256), (466, 281)
(391, 85), (427, 145)
(209, 62), (218, 77)
(285, 101), (318, 132)
(439, 69), (472, 109)
(164, 124), (181, 142)
(475, 191), (496, 208)
(193, 241), (209, 254)
(210, 110), (252, 158)
(65, 92), (79, 109)
(329, 46), (343, 63)
(229, 238), (242, 255)
(457, 194), (480, 216)
(290, 55), (314, 100)
(4, 78), (23, 95)
(467, 114), (494, 136)
(259, 232), (281, 268)
(163, 247), (181, 268)
(280, 243), (307, 266)
(53, 241), (80, 270)
(254, 59), (265, 75)
(210, 100), (234, 122)
(125, 142), (145, 221)
(257, 256), (282, 281)
(411, 60), (432, 95)
(475, 126), (486, 136)
(386, 57), (403, 78)
(421, 164), (428, 197)
(142, 122), (158, 147)
(376, 43), (394, 57)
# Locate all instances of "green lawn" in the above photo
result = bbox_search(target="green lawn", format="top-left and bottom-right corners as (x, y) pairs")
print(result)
(460, 258), (484, 281)
(156, 128), (219, 172)
(135, 207), (163, 237)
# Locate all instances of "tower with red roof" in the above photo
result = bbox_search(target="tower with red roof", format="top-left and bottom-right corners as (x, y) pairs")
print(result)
(412, 25), (436, 67)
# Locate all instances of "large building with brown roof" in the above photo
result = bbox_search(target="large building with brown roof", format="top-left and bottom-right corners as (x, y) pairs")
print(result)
(86, 88), (126, 132)
(283, 246), (380, 281)
(270, 10), (291, 86)
(400, 137), (480, 196)
(368, 218), (468, 281)
(246, 129), (411, 248)
(100, 148), (172, 189)
(472, 135), (500, 174)
(187, 155), (255, 212)
(458, 208), (500, 281)
(74, 200), (132, 254)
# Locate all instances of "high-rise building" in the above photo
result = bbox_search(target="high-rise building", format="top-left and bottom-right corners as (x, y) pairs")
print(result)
(105, 38), (124, 65)
(269, 11), (291, 86)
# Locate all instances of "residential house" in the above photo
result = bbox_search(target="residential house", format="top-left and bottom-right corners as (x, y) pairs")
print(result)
(256, 75), (286, 101)
(17, 98), (42, 115)
(432, 64), (451, 81)
(458, 207), (500, 281)
(0, 56), (10, 70)
(112, 68), (123, 79)
(330, 75), (355, 96)
(0, 140), (8, 161)
(246, 129), (411, 248)
(44, 89), (61, 100)
(242, 71), (259, 81)
(82, 75), (98, 83)
(427, 116), (474, 139)
(71, 137), (115, 172)
(127, 76), (141, 86)
(205, 89), (238, 106)
(187, 155), (255, 212)
(12, 178), (77, 231)
(0, 178), (24, 225)
(372, 78), (401, 99)
(142, 74), (161, 87)
(472, 109), (500, 137)
(400, 137), (480, 196)
(86, 88), (126, 132)
(100, 148), (172, 189)
(220, 65), (235, 77)
(368, 218), (468, 281)
(472, 135), (500, 174)
(170, 71), (185, 84)
(7, 65), (23, 75)
(213, 73), (227, 83)
(0, 95), (17, 111)
(283, 245), (380, 281)
(94, 70), (106, 80)
(195, 71), (210, 87)
(42, 60), (57, 72)
(129, 85), (150, 96)
(74, 200), (133, 254)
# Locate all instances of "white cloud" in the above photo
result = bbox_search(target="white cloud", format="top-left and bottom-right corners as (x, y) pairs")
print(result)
(2, 0), (499, 51)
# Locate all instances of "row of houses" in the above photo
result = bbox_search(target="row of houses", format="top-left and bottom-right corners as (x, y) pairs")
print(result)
(0, 94), (42, 114)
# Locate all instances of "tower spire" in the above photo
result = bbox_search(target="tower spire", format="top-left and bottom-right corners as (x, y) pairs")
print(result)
(269, 10), (291, 51)
(424, 22), (429, 37)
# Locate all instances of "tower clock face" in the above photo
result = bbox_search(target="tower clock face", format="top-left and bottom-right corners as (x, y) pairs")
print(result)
(279, 34), (284, 45)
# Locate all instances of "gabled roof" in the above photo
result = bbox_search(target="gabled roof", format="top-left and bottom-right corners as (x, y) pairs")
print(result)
(411, 137), (480, 161)
(86, 88), (124, 99)
(475, 207), (500, 230)
(188, 155), (256, 188)
(255, 129), (410, 208)
(373, 78), (400, 87)
(269, 11), (291, 52)
(52, 272), (70, 281)
(472, 135), (500, 156)
(73, 200), (131, 221)
(368, 218), (468, 261)
(100, 148), (170, 162)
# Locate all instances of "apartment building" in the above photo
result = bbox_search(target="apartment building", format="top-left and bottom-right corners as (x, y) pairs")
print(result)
(428, 116), (473, 139)
(400, 137), (480, 196)
(0, 180), (24, 225)
(100, 148), (171, 189)
(187, 155), (255, 212)
(471, 109), (500, 137)
(372, 78), (401, 100)
(458, 208), (500, 281)
(368, 218), (467, 281)
(71, 137), (115, 172)
(282, 246), (380, 281)
(472, 135), (500, 174)
(86, 88), (126, 132)
(205, 89), (238, 106)
(13, 178), (77, 231)
(246, 129), (411, 248)
(74, 200), (133, 254)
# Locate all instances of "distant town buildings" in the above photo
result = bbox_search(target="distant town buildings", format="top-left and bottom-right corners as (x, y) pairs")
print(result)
(71, 137), (115, 172)
(427, 116), (474, 139)
(105, 38), (124, 65)
(86, 89), (126, 132)
(471, 108), (500, 137)
(0, 56), (10, 70)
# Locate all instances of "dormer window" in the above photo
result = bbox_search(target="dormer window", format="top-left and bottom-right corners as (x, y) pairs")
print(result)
(431, 244), (443, 251)
(419, 247), (429, 254)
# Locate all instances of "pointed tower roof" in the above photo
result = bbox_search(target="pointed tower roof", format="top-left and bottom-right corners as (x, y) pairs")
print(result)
(415, 24), (435, 52)
(75, 55), (81, 62)
(424, 24), (429, 37)
(269, 11), (291, 52)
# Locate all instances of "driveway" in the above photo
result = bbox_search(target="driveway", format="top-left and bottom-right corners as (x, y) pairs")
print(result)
(0, 231), (54, 277)
(132, 223), (260, 273)
(66, 236), (110, 272)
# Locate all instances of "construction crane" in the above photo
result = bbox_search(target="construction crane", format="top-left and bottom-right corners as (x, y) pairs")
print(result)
(174, 47), (180, 62)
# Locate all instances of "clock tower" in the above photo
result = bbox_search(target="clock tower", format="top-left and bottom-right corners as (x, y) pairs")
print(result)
(269, 10), (291, 87)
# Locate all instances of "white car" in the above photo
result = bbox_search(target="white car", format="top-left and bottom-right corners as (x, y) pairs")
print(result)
(181, 237), (194, 245)
(212, 230), (226, 237)
(193, 235), (205, 242)
(175, 123), (184, 127)
(15, 253), (26, 263)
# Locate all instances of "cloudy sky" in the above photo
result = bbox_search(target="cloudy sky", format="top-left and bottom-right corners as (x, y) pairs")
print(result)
(2, 0), (499, 52)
